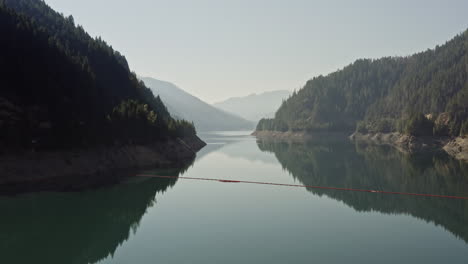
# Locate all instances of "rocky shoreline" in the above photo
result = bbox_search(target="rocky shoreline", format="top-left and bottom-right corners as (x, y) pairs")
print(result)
(442, 137), (468, 161)
(349, 132), (448, 152)
(253, 130), (468, 162)
(0, 136), (206, 194)
(351, 132), (468, 162)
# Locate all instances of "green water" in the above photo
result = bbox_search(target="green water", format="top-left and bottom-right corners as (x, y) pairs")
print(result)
(1, 131), (468, 263)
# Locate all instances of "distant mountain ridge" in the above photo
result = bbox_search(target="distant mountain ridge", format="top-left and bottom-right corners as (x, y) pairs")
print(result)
(213, 90), (291, 122)
(141, 77), (255, 131)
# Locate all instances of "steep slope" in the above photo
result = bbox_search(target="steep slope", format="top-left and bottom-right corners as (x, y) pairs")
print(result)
(0, 1), (205, 189)
(256, 30), (468, 137)
(141, 77), (255, 131)
(0, 0), (198, 150)
(213, 90), (291, 122)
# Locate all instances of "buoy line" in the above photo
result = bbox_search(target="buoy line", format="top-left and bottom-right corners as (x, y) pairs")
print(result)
(136, 174), (468, 200)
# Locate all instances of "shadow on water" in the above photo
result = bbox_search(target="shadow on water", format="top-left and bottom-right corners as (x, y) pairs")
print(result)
(0, 161), (193, 264)
(256, 137), (468, 243)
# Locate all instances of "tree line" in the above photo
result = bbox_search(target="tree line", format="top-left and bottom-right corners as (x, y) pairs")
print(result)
(0, 0), (196, 150)
(257, 29), (468, 137)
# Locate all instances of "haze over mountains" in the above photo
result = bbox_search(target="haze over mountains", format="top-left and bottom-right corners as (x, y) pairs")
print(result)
(213, 90), (291, 122)
(141, 77), (255, 131)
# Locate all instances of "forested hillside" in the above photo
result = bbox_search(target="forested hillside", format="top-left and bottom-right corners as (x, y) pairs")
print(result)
(0, 0), (195, 150)
(257, 30), (468, 137)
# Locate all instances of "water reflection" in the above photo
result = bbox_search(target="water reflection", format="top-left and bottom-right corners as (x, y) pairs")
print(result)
(198, 131), (278, 164)
(256, 137), (468, 243)
(0, 166), (188, 264)
(2, 133), (468, 264)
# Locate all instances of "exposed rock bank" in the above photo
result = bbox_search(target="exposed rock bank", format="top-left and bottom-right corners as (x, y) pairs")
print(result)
(350, 132), (468, 162)
(253, 130), (468, 162)
(349, 132), (449, 153)
(0, 136), (206, 193)
(444, 137), (468, 162)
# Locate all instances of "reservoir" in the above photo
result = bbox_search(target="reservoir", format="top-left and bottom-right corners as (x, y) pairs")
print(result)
(1, 131), (468, 263)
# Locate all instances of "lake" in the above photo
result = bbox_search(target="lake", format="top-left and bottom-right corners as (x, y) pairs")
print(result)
(1, 131), (468, 263)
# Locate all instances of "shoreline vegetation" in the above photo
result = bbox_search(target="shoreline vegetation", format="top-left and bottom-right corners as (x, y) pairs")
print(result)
(252, 130), (468, 162)
(351, 132), (468, 162)
(253, 29), (468, 162)
(0, 0), (207, 194)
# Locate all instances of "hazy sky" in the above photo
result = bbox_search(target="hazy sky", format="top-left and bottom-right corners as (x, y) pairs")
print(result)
(45, 0), (467, 103)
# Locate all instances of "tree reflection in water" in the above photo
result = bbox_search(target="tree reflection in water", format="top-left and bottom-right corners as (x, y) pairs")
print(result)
(257, 137), (468, 243)
(0, 160), (194, 264)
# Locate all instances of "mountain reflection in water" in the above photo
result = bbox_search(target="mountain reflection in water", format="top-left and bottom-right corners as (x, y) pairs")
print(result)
(1, 133), (468, 264)
(0, 167), (189, 264)
(256, 137), (468, 243)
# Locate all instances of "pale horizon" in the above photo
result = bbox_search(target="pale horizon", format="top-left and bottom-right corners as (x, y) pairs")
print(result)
(45, 0), (468, 103)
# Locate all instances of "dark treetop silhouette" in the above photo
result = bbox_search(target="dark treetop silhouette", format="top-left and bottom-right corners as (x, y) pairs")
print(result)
(0, 0), (197, 151)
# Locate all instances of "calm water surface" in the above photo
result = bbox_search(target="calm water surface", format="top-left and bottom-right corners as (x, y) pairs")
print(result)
(2, 131), (468, 263)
